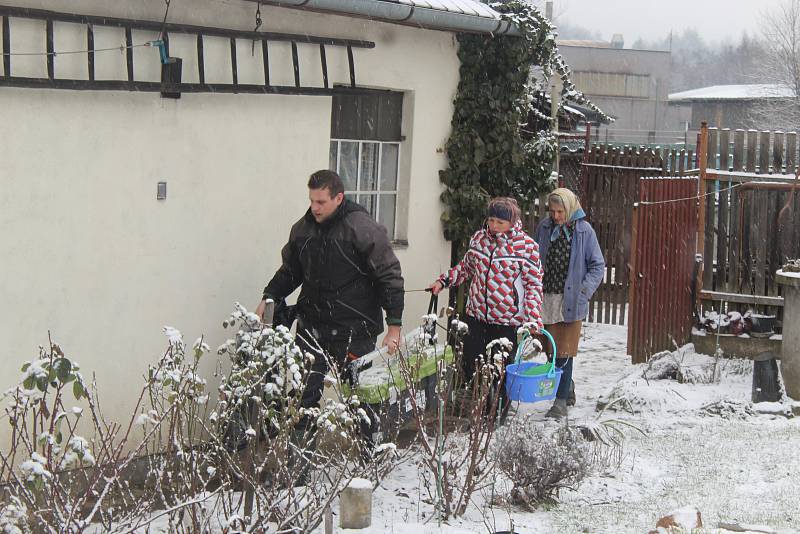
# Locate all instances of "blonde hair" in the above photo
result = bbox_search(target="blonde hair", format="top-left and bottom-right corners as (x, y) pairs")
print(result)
(487, 197), (522, 225)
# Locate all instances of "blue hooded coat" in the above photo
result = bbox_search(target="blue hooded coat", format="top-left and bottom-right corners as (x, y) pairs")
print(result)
(534, 213), (605, 323)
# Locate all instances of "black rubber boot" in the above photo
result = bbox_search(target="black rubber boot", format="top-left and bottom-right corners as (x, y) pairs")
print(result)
(545, 398), (568, 419)
(567, 381), (576, 407)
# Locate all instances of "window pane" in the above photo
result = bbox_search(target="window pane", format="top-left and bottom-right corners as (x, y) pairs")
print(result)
(331, 92), (403, 141)
(345, 193), (357, 203)
(379, 194), (396, 236)
(380, 143), (399, 191)
(340, 141), (359, 191)
(358, 193), (376, 218)
(360, 142), (379, 192)
(329, 141), (338, 172)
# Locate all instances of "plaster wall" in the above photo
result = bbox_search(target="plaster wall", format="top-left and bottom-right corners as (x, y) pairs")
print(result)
(0, 0), (458, 441)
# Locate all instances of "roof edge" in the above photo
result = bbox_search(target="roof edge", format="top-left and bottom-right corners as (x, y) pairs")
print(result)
(251, 0), (520, 36)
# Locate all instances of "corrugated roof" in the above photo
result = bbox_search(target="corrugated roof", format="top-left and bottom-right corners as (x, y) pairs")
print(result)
(669, 84), (795, 102)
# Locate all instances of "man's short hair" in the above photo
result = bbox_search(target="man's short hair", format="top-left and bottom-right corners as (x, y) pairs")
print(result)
(308, 170), (345, 197)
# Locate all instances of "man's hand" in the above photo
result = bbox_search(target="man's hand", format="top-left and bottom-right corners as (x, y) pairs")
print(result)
(382, 325), (402, 354)
(428, 281), (444, 296)
(255, 299), (267, 322)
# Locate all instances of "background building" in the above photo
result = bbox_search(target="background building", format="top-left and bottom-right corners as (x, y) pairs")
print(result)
(558, 40), (678, 146)
(668, 83), (797, 131)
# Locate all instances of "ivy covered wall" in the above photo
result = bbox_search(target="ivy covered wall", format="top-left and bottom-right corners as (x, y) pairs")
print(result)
(438, 0), (608, 255)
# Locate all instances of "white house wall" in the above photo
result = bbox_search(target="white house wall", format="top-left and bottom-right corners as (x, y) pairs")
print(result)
(0, 0), (457, 441)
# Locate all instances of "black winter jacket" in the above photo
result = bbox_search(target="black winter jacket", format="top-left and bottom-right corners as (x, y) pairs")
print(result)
(263, 200), (404, 341)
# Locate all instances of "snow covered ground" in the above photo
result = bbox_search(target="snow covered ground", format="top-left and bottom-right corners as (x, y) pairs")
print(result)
(72, 322), (799, 533)
(344, 323), (800, 534)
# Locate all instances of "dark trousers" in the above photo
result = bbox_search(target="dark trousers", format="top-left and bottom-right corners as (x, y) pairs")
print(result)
(294, 325), (376, 430)
(462, 315), (518, 411)
(555, 357), (574, 400)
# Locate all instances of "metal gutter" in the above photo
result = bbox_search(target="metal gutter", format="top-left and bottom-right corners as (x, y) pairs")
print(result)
(250, 0), (519, 36)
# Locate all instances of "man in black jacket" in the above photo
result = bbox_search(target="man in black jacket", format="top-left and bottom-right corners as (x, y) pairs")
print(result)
(256, 169), (404, 417)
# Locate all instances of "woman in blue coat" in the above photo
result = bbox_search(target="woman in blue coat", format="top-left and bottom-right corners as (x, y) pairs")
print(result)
(534, 188), (605, 419)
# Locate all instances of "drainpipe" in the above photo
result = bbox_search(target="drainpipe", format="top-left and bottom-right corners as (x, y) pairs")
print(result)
(252, 0), (520, 36)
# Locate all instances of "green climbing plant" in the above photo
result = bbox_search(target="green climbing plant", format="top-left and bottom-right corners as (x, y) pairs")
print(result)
(439, 0), (609, 252)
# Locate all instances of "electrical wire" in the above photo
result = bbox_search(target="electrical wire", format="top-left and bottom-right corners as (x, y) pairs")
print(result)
(636, 181), (744, 206)
(4, 43), (153, 57)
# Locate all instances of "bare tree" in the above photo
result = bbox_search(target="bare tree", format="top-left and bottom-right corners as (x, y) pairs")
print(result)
(753, 0), (800, 130)
(633, 28), (765, 93)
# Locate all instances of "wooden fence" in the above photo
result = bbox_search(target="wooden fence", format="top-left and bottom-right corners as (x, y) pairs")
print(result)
(531, 129), (800, 335)
(699, 126), (800, 318)
(628, 177), (699, 362)
(703, 127), (800, 174)
(578, 144), (697, 325)
(701, 175), (800, 302)
(586, 125), (799, 356)
(531, 125), (798, 355)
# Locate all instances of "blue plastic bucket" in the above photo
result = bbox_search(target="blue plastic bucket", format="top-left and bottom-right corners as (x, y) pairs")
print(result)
(504, 329), (561, 403)
(505, 362), (562, 402)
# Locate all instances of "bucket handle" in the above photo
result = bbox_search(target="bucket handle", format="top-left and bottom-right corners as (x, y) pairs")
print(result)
(427, 291), (438, 315)
(514, 329), (558, 376)
(423, 290), (438, 346)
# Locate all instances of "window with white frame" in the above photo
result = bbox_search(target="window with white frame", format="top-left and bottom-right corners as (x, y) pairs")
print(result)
(329, 140), (400, 236)
(329, 91), (403, 237)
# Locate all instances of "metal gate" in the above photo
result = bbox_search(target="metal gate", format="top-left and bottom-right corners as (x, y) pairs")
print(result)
(627, 177), (699, 363)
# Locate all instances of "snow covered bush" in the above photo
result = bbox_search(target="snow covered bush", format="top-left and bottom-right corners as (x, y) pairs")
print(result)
(596, 345), (756, 418)
(201, 303), (397, 533)
(0, 330), (219, 533)
(0, 496), (30, 534)
(127, 326), (219, 532)
(494, 417), (590, 510)
(643, 345), (726, 384)
(397, 315), (506, 520)
(0, 304), (396, 533)
(0, 340), (103, 531)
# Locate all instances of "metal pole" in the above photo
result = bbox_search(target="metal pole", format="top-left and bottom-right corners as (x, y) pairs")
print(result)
(653, 78), (659, 144)
(551, 76), (562, 175)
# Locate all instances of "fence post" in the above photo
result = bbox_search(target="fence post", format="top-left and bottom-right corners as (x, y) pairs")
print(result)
(581, 123), (591, 201)
(627, 200), (641, 362)
(696, 122), (709, 296)
(707, 127), (718, 170)
(759, 130), (770, 173)
(786, 132), (797, 174)
(746, 130), (758, 173)
(732, 129), (745, 172)
(773, 131), (785, 173)
(719, 128), (730, 171)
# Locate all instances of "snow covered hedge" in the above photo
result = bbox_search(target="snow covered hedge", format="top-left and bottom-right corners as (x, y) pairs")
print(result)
(0, 304), (395, 533)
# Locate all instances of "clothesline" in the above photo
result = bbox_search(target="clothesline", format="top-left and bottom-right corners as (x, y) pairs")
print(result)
(635, 182), (744, 206)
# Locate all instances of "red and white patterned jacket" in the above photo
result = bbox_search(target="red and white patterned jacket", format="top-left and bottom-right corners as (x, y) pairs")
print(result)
(438, 222), (543, 330)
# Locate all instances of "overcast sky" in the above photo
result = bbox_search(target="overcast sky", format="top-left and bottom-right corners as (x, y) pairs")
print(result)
(551, 0), (774, 47)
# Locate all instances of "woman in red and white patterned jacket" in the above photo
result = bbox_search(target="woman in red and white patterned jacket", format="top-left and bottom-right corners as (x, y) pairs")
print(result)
(429, 197), (543, 387)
